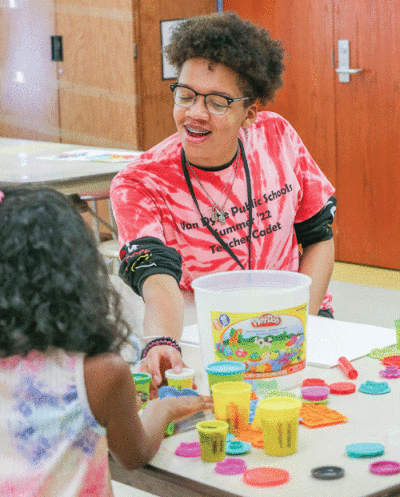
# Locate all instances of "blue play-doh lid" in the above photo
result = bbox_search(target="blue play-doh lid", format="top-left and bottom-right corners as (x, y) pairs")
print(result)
(206, 360), (247, 376)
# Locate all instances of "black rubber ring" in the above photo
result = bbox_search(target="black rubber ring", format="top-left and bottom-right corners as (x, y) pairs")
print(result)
(311, 466), (345, 480)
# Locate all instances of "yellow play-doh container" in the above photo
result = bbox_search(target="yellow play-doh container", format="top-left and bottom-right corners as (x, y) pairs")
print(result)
(211, 381), (252, 434)
(196, 420), (229, 462)
(257, 397), (302, 456)
(165, 368), (195, 390)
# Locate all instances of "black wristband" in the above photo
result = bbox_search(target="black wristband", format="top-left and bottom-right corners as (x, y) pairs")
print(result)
(119, 237), (182, 296)
(294, 196), (336, 248)
(140, 336), (182, 360)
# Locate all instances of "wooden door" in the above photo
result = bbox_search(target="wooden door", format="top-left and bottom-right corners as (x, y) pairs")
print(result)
(0, 0), (60, 141)
(226, 0), (400, 270)
(333, 0), (400, 269)
(55, 0), (139, 149)
(137, 0), (217, 151)
(266, 1), (337, 187)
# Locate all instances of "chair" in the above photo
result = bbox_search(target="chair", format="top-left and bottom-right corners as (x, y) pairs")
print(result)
(99, 238), (120, 275)
(69, 190), (120, 273)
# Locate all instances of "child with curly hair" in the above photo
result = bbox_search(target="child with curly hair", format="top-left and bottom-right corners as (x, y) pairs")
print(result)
(0, 187), (212, 496)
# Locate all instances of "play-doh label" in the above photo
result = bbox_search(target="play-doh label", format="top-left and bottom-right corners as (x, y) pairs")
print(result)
(211, 304), (307, 380)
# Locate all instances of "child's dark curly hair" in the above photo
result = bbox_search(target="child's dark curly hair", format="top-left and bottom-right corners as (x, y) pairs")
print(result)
(0, 186), (134, 358)
(165, 11), (285, 105)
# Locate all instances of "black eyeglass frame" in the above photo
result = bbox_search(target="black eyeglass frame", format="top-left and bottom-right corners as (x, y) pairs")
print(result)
(169, 83), (250, 113)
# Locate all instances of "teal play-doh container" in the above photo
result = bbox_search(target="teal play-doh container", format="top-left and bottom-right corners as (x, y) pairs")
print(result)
(206, 361), (247, 393)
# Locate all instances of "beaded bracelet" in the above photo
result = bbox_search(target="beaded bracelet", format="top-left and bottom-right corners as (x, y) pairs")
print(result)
(140, 336), (182, 360)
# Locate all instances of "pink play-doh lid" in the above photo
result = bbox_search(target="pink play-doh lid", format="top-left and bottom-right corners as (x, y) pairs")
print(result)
(369, 461), (400, 475)
(301, 386), (330, 401)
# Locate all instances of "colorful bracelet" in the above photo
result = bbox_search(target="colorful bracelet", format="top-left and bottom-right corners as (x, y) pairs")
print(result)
(140, 336), (182, 360)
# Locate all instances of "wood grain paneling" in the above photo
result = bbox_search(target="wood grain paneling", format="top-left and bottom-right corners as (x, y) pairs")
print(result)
(222, 1), (336, 185)
(225, 0), (337, 244)
(228, 0), (400, 270)
(56, 0), (139, 148)
(266, 2), (336, 189)
(334, 0), (400, 269)
(57, 90), (138, 148)
(0, 0), (60, 141)
(223, 0), (276, 34)
(137, 0), (217, 150)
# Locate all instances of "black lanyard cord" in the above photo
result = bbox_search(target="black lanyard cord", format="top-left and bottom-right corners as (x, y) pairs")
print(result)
(181, 139), (252, 270)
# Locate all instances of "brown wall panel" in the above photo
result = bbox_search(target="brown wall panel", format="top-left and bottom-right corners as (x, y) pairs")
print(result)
(266, 2), (337, 189)
(223, 0), (277, 35)
(58, 88), (138, 149)
(137, 0), (217, 151)
(56, 0), (139, 148)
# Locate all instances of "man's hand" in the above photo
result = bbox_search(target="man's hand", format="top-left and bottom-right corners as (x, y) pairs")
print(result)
(140, 345), (197, 399)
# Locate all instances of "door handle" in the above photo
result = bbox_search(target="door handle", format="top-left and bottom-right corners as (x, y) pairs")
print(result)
(336, 40), (363, 83)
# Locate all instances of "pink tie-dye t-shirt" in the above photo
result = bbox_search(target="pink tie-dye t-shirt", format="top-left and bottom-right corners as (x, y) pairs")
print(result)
(111, 112), (335, 308)
(0, 349), (113, 497)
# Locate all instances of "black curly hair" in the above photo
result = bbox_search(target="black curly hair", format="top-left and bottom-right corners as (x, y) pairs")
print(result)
(0, 186), (134, 358)
(165, 11), (285, 105)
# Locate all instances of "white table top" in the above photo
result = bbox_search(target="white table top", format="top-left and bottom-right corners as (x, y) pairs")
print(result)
(112, 318), (400, 497)
(160, 355), (400, 497)
(0, 137), (142, 195)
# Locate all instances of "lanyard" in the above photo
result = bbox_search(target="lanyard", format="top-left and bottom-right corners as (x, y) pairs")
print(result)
(181, 139), (252, 270)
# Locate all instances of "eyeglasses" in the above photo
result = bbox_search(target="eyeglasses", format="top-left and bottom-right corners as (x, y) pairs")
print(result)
(169, 84), (249, 116)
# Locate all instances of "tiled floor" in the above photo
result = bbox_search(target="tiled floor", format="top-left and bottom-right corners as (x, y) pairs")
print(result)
(332, 262), (400, 290)
(330, 262), (400, 329)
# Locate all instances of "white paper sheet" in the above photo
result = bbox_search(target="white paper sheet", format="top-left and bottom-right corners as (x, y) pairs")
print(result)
(306, 315), (396, 367)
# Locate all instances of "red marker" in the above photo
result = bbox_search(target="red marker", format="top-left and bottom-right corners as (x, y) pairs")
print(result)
(338, 356), (358, 379)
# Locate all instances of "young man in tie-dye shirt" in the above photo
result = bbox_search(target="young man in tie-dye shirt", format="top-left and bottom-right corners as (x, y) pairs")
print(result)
(111, 12), (336, 395)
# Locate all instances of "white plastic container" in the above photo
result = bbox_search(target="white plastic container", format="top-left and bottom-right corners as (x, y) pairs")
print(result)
(192, 270), (312, 391)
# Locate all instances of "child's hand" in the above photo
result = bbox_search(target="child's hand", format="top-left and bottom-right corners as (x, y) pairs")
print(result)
(163, 395), (213, 423)
(144, 395), (213, 424)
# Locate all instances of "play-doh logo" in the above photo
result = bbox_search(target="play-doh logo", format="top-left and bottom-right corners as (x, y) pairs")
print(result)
(251, 313), (281, 327)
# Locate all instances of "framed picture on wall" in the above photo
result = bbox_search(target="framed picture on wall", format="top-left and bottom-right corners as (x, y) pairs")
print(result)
(160, 19), (186, 80)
